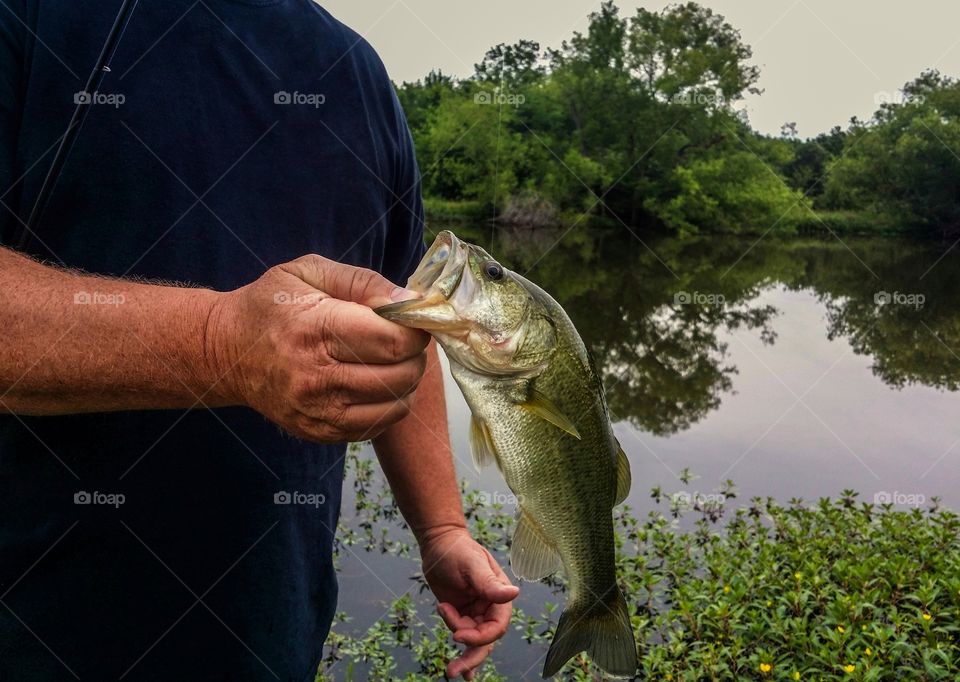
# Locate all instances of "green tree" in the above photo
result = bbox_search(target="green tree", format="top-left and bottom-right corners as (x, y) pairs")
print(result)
(395, 70), (456, 134)
(398, 2), (815, 236)
(824, 71), (960, 234)
(626, 1), (761, 104)
(645, 150), (808, 235)
(474, 40), (545, 88)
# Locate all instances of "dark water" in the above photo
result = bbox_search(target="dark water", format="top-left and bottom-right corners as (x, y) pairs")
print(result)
(331, 227), (960, 679)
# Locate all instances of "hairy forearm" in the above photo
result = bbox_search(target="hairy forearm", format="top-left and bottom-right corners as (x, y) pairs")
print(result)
(373, 341), (466, 544)
(0, 246), (227, 415)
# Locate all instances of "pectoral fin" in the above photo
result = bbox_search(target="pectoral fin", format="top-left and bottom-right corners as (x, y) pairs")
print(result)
(511, 508), (561, 581)
(615, 442), (632, 506)
(469, 416), (499, 473)
(520, 390), (581, 440)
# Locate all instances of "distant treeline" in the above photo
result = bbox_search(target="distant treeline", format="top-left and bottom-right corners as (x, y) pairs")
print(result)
(396, 1), (960, 237)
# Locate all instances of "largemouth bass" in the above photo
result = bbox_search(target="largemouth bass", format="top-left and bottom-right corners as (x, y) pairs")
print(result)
(377, 231), (638, 678)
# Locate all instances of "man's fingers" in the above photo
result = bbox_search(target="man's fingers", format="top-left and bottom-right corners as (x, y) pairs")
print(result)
(327, 396), (416, 439)
(452, 602), (512, 647)
(281, 255), (416, 308)
(438, 602), (474, 633)
(338, 353), (427, 404)
(440, 600), (508, 648)
(318, 299), (429, 364)
(446, 644), (493, 680)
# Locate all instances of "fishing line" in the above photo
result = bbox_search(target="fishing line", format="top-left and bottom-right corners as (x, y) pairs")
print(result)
(17, 0), (141, 249)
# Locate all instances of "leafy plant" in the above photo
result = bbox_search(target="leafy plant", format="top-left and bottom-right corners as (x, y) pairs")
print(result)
(319, 452), (960, 680)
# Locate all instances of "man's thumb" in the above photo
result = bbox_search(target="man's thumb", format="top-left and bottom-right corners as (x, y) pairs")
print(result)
(469, 556), (520, 604)
(480, 574), (520, 603)
(281, 255), (417, 308)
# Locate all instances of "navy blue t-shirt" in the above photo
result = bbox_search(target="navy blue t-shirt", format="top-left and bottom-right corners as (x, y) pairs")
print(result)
(0, 1), (424, 680)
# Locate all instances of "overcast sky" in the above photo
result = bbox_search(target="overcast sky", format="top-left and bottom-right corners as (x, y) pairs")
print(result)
(321, 0), (960, 137)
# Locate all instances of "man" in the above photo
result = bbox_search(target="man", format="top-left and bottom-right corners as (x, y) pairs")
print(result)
(0, 1), (517, 680)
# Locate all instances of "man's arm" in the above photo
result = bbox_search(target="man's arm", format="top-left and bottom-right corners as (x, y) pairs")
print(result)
(374, 342), (520, 681)
(0, 245), (427, 443)
(372, 341), (465, 538)
(0, 246), (223, 414)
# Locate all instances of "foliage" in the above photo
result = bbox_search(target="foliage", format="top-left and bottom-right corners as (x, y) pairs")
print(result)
(795, 211), (905, 235)
(320, 454), (960, 680)
(632, 489), (960, 681)
(821, 71), (960, 236)
(399, 3), (960, 236)
(645, 150), (806, 236)
(778, 127), (847, 199)
(397, 2), (811, 235)
(421, 197), (486, 224)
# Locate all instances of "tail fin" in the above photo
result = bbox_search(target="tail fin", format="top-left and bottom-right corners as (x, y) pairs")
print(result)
(542, 587), (638, 679)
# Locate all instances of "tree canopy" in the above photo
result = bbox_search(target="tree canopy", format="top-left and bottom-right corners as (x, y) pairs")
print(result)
(396, 2), (959, 237)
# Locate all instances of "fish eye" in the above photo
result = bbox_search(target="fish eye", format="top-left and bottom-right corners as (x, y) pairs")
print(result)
(482, 261), (504, 281)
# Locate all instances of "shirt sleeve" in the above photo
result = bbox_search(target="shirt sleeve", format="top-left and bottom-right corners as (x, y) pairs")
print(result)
(0, 0), (26, 245)
(379, 85), (426, 287)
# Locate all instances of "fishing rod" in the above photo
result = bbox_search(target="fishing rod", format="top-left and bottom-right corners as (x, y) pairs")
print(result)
(17, 0), (141, 249)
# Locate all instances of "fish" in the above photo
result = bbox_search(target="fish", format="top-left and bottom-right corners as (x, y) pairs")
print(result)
(376, 231), (638, 679)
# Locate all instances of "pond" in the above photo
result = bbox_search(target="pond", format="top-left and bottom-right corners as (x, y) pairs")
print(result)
(326, 227), (960, 680)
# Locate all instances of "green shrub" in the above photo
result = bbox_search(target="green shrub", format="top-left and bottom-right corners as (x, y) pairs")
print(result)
(423, 198), (487, 224)
(796, 211), (910, 235)
(320, 455), (960, 681)
(644, 152), (811, 237)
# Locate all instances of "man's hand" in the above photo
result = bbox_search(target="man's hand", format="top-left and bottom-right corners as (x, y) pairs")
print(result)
(420, 527), (520, 680)
(209, 254), (430, 443)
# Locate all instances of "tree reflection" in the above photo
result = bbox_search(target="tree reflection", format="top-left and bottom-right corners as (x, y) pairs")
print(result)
(437, 226), (960, 435)
(797, 241), (960, 391)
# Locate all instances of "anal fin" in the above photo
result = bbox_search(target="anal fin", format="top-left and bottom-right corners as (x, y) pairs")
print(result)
(511, 509), (561, 582)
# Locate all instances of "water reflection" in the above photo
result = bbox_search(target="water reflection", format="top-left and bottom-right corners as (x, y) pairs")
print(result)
(445, 226), (960, 434)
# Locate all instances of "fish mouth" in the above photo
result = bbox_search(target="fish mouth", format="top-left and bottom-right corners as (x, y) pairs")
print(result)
(375, 231), (469, 330)
(407, 230), (460, 293)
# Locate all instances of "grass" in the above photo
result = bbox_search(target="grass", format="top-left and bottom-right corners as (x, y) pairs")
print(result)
(319, 455), (960, 681)
(423, 198), (488, 224)
(796, 211), (911, 236)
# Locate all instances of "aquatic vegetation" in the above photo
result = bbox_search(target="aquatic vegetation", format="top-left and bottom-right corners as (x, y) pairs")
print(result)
(320, 454), (960, 680)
